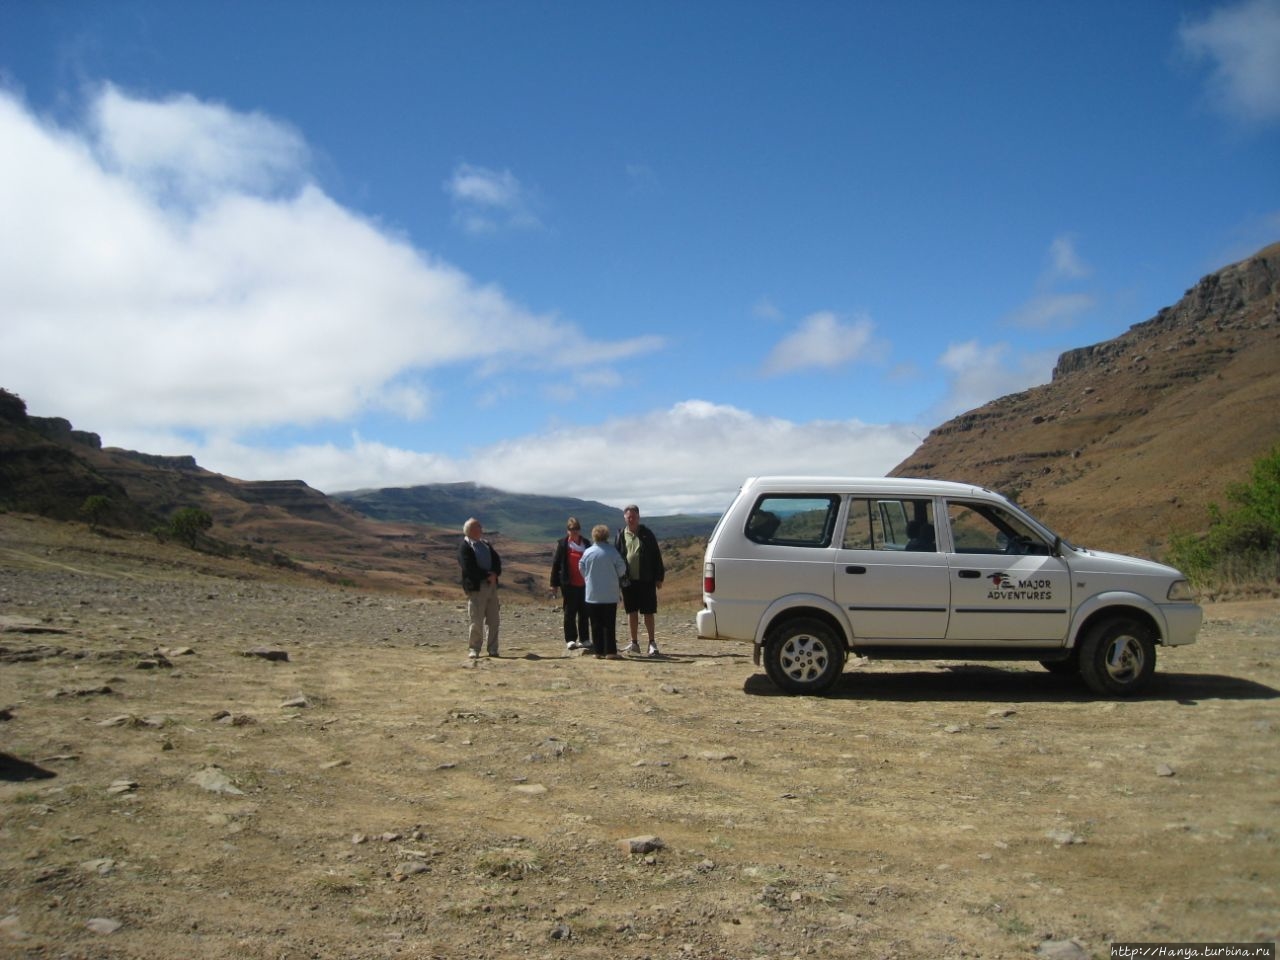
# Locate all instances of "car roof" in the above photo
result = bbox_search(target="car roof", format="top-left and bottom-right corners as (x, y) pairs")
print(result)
(740, 476), (1000, 498)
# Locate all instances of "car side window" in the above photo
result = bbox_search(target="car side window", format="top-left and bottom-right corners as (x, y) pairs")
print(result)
(747, 495), (840, 548)
(842, 498), (935, 551)
(945, 500), (1051, 555)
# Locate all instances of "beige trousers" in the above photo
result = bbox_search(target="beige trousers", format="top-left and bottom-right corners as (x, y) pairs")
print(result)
(466, 581), (500, 654)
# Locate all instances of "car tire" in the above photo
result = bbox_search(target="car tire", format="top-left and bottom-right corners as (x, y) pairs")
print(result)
(1078, 617), (1156, 696)
(763, 618), (845, 695)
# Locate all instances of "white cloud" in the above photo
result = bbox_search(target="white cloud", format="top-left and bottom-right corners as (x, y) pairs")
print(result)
(930, 341), (1056, 421)
(1180, 0), (1280, 122)
(1047, 235), (1090, 281)
(91, 84), (309, 205)
(1004, 292), (1097, 330)
(753, 297), (784, 322)
(0, 86), (654, 439)
(184, 400), (922, 514)
(0, 86), (924, 516)
(1001, 235), (1095, 330)
(763, 311), (882, 375)
(445, 162), (542, 234)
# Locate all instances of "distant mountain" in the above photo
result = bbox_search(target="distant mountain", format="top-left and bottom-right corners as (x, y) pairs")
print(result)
(333, 482), (718, 543)
(892, 240), (1280, 558)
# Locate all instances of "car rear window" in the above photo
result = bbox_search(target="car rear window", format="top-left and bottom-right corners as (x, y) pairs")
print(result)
(746, 495), (840, 548)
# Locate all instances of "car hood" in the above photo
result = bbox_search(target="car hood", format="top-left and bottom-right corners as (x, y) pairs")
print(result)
(1068, 546), (1183, 580)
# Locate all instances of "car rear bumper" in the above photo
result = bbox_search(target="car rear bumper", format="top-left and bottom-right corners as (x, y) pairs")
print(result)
(695, 607), (717, 638)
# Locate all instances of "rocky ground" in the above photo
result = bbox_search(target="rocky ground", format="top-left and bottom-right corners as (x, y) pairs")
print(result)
(1, 513), (1277, 960)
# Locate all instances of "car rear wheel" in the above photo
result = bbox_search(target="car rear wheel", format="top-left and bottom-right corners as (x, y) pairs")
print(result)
(764, 618), (845, 695)
(1078, 617), (1156, 696)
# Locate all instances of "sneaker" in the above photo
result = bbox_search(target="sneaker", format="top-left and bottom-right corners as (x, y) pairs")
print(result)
(622, 642), (641, 655)
(647, 644), (661, 657)
(566, 641), (581, 651)
(467, 650), (479, 659)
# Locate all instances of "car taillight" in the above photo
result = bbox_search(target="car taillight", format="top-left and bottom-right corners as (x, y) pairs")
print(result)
(703, 562), (715, 594)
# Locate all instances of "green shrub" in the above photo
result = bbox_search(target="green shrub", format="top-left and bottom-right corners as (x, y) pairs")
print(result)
(169, 507), (213, 548)
(79, 494), (112, 530)
(1168, 446), (1280, 593)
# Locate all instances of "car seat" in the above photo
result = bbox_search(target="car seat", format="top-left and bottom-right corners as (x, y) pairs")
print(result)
(905, 520), (935, 552)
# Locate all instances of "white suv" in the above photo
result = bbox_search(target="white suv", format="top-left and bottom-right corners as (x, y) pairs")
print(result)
(696, 477), (1202, 696)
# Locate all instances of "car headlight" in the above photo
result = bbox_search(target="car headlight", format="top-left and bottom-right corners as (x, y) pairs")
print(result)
(1167, 579), (1196, 602)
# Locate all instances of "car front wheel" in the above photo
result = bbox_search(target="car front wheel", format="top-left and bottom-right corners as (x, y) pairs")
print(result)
(1078, 617), (1156, 696)
(764, 618), (845, 695)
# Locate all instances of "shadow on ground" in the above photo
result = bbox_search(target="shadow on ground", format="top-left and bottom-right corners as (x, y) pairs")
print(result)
(743, 667), (1280, 703)
(0, 752), (57, 782)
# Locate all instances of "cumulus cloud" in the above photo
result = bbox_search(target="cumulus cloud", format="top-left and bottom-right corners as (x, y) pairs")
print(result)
(445, 162), (542, 233)
(91, 84), (310, 205)
(1180, 0), (1280, 122)
(930, 341), (1056, 421)
(1, 85), (915, 514)
(188, 400), (922, 514)
(763, 311), (883, 375)
(0, 86), (654, 439)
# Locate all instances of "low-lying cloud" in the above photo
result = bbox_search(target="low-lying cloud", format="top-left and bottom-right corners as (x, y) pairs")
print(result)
(183, 400), (922, 514)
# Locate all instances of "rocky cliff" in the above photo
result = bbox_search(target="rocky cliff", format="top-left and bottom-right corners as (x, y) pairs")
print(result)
(892, 241), (1280, 557)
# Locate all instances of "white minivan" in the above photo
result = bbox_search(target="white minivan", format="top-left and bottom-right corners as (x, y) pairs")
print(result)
(696, 477), (1202, 696)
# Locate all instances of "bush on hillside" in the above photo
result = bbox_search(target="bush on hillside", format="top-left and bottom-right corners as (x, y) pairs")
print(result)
(80, 494), (112, 531)
(1168, 445), (1280, 593)
(169, 507), (213, 548)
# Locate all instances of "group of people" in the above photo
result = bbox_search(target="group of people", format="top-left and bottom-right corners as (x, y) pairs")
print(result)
(457, 506), (665, 660)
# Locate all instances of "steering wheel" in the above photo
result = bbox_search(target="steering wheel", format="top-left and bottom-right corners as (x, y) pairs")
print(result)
(1005, 535), (1033, 555)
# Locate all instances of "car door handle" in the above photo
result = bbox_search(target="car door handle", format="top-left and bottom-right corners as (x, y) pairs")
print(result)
(958, 570), (981, 579)
(844, 565), (867, 575)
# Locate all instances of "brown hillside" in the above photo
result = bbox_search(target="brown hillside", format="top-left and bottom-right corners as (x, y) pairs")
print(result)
(93, 454), (556, 599)
(0, 403), (706, 604)
(892, 241), (1280, 558)
(0, 412), (543, 599)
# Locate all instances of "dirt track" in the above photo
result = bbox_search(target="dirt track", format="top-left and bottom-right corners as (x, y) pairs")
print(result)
(1, 515), (1277, 959)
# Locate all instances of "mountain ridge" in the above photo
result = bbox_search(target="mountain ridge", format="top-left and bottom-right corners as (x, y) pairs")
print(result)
(332, 481), (717, 542)
(892, 240), (1280, 555)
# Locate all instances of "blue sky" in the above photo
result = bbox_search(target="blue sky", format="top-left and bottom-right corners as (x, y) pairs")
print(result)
(2, 1), (1278, 514)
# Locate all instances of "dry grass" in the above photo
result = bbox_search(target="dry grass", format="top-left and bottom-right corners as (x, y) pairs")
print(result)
(2, 513), (1278, 959)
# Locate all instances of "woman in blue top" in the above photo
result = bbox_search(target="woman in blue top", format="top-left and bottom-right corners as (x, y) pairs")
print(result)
(577, 524), (627, 659)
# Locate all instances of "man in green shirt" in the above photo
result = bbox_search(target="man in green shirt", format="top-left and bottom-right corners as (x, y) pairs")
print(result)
(615, 504), (665, 656)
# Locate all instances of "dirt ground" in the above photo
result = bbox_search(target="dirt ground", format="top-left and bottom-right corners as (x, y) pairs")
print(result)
(1, 513), (1277, 960)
